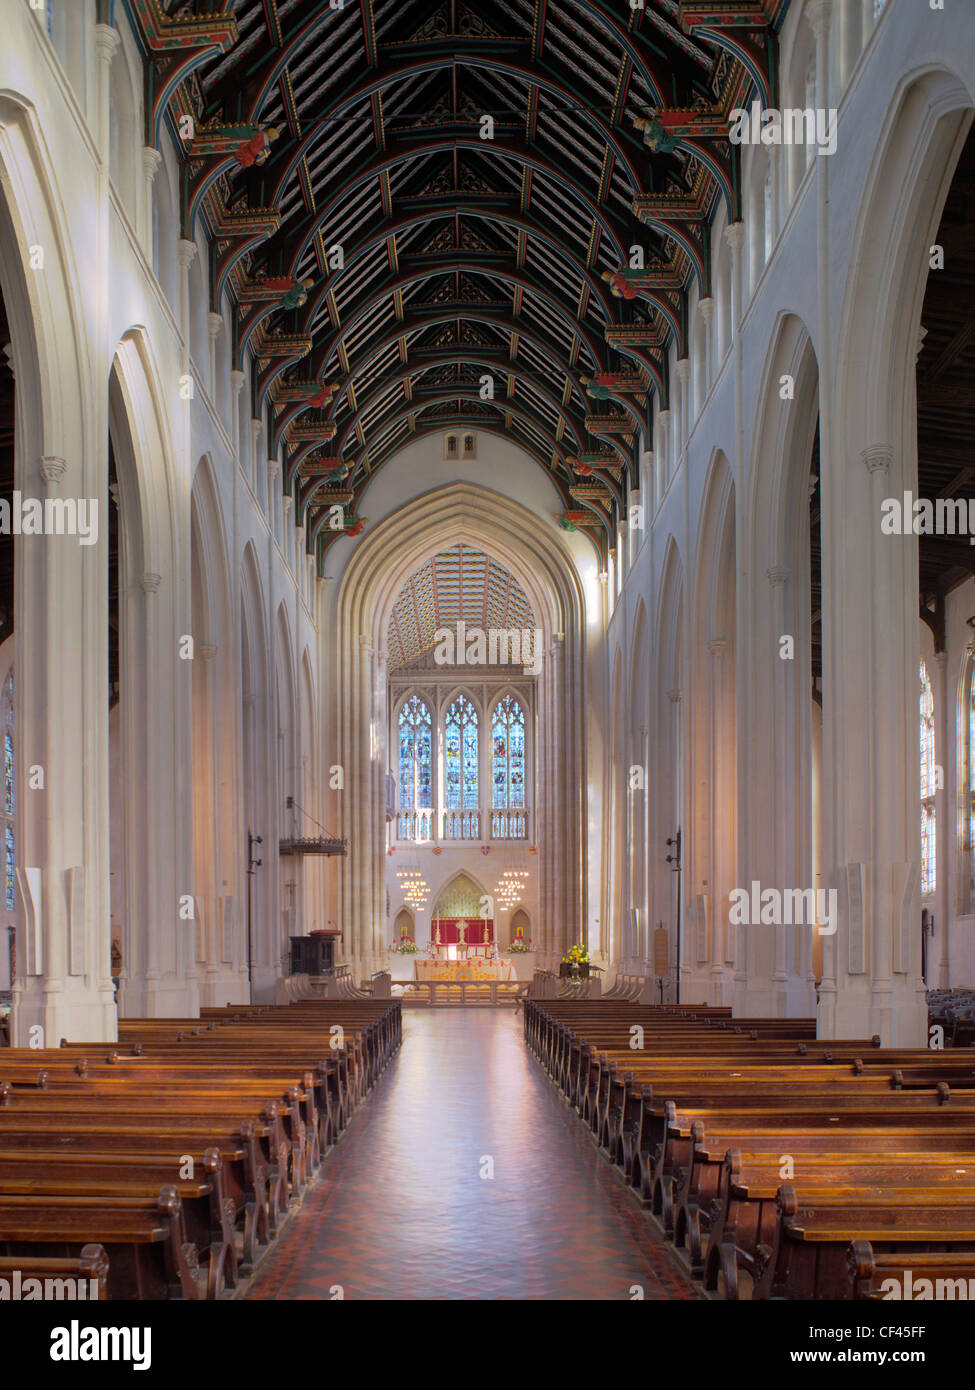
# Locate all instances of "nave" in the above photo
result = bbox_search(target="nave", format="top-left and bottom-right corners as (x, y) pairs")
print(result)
(243, 1009), (696, 1302)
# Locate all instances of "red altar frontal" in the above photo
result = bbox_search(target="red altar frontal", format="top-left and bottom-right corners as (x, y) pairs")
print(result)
(431, 917), (493, 952)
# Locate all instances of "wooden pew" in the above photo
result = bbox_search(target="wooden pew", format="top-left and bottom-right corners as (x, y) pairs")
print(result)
(0, 1146), (236, 1297)
(0, 1187), (203, 1300)
(524, 997), (975, 1302)
(0, 1245), (109, 1300)
(0, 996), (402, 1296)
(848, 1240), (975, 1299)
(756, 1183), (975, 1300)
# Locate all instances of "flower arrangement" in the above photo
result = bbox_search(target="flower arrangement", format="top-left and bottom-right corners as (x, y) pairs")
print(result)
(561, 943), (589, 966)
(394, 936), (418, 954)
(509, 939), (534, 954)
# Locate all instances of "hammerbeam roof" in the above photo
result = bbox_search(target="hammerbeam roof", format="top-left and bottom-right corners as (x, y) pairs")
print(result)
(130, 0), (785, 564)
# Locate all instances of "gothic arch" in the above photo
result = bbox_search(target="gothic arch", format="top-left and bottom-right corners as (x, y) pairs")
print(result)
(431, 869), (488, 921)
(837, 66), (974, 454)
(335, 481), (587, 972)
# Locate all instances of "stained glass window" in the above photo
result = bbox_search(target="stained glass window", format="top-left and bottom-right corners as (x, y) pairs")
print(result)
(5, 826), (13, 911)
(397, 696), (432, 811)
(491, 695), (525, 809)
(4, 732), (12, 818)
(920, 659), (936, 896)
(445, 694), (478, 810)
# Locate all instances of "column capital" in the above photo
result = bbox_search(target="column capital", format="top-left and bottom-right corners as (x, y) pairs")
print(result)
(141, 572), (162, 596)
(657, 406), (671, 422)
(698, 296), (714, 323)
(667, 688), (681, 704)
(676, 357), (691, 383)
(861, 444), (893, 475)
(766, 565), (790, 587)
(724, 221), (745, 251)
(707, 636), (727, 656)
(282, 495), (293, 514)
(142, 146), (162, 181)
(266, 458), (280, 478)
(805, 0), (832, 39)
(39, 456), (67, 486)
(199, 643), (217, 662)
(230, 369), (246, 397)
(176, 238), (197, 271)
(915, 324), (928, 364)
(93, 24), (121, 63)
(207, 311), (223, 341)
(243, 693), (256, 710)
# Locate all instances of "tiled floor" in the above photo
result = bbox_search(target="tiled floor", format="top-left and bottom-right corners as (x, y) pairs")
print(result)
(244, 1008), (700, 1301)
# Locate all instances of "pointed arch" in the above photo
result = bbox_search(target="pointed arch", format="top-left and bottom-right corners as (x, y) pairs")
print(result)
(431, 870), (488, 921)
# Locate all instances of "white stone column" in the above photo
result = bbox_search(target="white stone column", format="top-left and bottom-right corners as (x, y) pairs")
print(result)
(766, 566), (792, 1006)
(230, 370), (246, 463)
(698, 297), (714, 399)
(195, 640), (220, 1003)
(934, 649), (948, 988)
(707, 637), (734, 1002)
(141, 147), (162, 260)
(267, 459), (280, 532)
(176, 239), (196, 375)
(207, 312), (222, 402)
(819, 441), (926, 1044)
(93, 25), (119, 156)
(656, 409), (671, 501)
(676, 358), (690, 461)
(249, 418), (263, 497)
(724, 224), (745, 346)
(667, 688), (687, 1001)
(12, 455), (117, 1044)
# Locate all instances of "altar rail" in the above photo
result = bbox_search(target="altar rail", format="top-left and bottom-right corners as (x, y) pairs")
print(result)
(393, 981), (528, 1007)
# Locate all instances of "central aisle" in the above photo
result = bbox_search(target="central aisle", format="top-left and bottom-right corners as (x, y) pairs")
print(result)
(245, 1007), (698, 1300)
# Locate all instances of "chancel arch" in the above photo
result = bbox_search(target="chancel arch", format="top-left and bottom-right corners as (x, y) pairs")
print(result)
(331, 479), (586, 977)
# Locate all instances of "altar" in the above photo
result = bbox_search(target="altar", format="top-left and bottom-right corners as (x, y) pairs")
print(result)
(414, 958), (513, 982)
